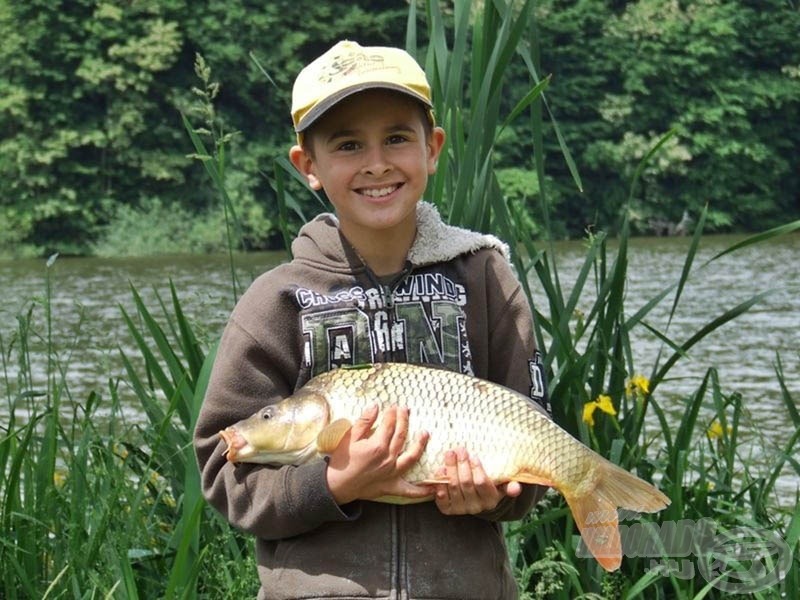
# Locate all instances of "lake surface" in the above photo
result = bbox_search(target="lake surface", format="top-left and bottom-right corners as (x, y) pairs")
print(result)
(2, 234), (798, 502)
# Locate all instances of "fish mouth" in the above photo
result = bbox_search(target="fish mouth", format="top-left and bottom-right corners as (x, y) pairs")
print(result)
(219, 427), (248, 462)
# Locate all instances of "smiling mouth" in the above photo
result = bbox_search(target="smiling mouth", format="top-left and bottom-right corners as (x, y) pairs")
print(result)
(358, 184), (402, 198)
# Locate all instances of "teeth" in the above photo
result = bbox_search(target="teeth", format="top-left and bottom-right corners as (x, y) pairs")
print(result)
(361, 185), (398, 198)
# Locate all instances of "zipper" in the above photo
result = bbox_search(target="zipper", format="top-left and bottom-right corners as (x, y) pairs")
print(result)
(392, 504), (402, 600)
(363, 261), (413, 307)
(360, 262), (413, 596)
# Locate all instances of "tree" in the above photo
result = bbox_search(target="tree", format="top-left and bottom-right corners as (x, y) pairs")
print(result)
(582, 0), (800, 232)
(0, 0), (189, 254)
(0, 0), (410, 256)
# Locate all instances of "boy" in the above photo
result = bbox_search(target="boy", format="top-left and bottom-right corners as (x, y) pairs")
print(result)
(194, 40), (550, 600)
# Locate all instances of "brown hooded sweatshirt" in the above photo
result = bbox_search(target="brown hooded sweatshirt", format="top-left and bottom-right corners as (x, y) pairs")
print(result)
(194, 202), (550, 600)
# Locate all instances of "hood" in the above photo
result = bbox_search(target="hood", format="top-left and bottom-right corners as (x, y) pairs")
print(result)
(291, 201), (510, 271)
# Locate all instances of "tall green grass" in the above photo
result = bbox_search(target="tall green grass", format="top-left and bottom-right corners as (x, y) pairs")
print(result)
(0, 267), (258, 598)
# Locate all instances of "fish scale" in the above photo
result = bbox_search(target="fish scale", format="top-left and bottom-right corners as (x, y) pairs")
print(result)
(220, 362), (670, 571)
(305, 363), (587, 487)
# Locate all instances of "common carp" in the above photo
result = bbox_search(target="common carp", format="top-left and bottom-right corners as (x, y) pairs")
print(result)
(219, 362), (670, 571)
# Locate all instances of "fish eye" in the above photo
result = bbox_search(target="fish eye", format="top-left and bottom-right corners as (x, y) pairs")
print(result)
(262, 407), (273, 420)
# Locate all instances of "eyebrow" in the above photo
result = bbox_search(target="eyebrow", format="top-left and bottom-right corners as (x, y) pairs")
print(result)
(325, 123), (417, 144)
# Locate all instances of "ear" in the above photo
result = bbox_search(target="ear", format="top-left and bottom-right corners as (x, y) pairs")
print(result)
(289, 144), (323, 190)
(426, 127), (446, 175)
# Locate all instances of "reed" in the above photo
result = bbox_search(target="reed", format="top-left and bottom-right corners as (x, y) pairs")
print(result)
(0, 266), (258, 598)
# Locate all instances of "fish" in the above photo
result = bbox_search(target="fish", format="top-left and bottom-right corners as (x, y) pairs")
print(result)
(219, 362), (670, 571)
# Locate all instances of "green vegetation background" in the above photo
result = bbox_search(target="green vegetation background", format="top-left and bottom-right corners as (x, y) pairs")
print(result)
(2, 2), (800, 598)
(1, 0), (799, 258)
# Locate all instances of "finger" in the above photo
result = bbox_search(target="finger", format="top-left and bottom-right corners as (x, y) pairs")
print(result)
(395, 430), (429, 473)
(469, 456), (501, 508)
(456, 448), (475, 496)
(433, 467), (450, 508)
(436, 452), (458, 502)
(433, 466), (450, 504)
(351, 404), (379, 440)
(388, 406), (410, 456)
(445, 449), (466, 512)
(374, 405), (398, 446)
(389, 479), (435, 500)
(456, 449), (486, 514)
(501, 480), (523, 498)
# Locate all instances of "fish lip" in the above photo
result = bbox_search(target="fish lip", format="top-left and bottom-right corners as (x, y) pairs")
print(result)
(219, 428), (246, 462)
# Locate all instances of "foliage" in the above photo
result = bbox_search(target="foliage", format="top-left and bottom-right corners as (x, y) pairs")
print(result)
(3, 210), (799, 598)
(2, 0), (800, 256)
(538, 0), (800, 234)
(507, 210), (800, 597)
(0, 0), (192, 255)
(92, 196), (234, 256)
(403, 0), (575, 244)
(0, 0), (409, 257)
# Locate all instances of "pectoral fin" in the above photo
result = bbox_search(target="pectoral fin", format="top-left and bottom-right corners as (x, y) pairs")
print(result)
(316, 418), (353, 454)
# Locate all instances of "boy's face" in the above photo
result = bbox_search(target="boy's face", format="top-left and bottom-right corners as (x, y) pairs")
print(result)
(290, 89), (445, 247)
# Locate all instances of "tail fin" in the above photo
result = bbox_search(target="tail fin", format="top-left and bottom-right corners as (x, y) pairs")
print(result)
(563, 458), (670, 572)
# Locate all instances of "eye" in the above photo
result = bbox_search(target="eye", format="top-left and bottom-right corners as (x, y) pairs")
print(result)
(386, 134), (408, 145)
(262, 407), (274, 420)
(336, 140), (359, 152)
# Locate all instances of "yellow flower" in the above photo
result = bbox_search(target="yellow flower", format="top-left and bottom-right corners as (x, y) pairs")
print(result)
(707, 419), (732, 440)
(582, 395), (617, 427)
(582, 402), (597, 427)
(625, 374), (650, 397)
(53, 470), (68, 488)
(595, 394), (617, 416)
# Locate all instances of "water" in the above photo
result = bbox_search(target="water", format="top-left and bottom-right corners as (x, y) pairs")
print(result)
(540, 235), (799, 407)
(2, 235), (798, 501)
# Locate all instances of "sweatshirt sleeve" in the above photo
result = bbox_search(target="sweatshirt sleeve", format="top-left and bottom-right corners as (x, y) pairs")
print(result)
(478, 251), (550, 522)
(193, 276), (359, 540)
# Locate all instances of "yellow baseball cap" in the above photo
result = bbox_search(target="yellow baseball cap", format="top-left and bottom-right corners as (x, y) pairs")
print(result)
(291, 40), (434, 134)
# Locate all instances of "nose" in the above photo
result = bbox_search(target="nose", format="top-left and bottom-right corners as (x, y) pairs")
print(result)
(361, 145), (392, 177)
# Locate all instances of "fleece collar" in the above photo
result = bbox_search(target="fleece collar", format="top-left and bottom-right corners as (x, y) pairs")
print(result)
(407, 202), (510, 266)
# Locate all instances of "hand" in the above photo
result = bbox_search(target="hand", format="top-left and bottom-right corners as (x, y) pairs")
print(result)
(433, 448), (522, 515)
(326, 404), (430, 505)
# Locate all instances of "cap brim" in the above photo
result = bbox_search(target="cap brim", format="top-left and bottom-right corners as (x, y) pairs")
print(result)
(294, 83), (433, 133)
